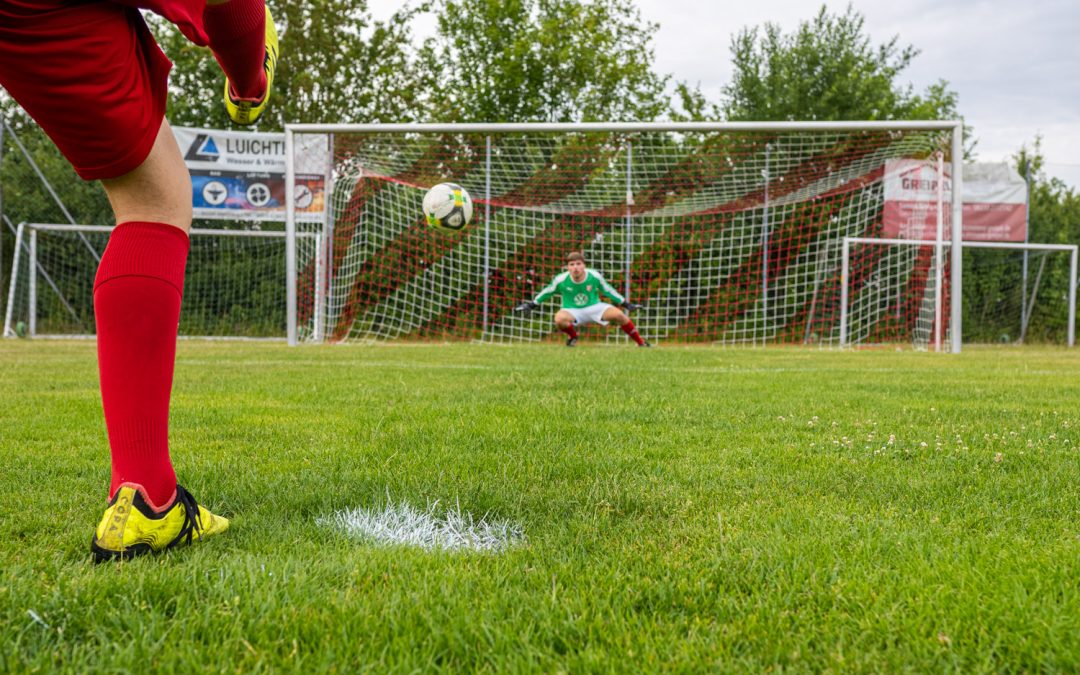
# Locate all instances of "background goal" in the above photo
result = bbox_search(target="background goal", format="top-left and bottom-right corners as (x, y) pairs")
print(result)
(840, 237), (1076, 350)
(4, 223), (316, 339)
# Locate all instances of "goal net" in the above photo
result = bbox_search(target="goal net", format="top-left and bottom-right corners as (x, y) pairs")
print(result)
(839, 238), (1077, 349)
(961, 243), (1077, 345)
(290, 122), (974, 346)
(4, 223), (315, 339)
(840, 237), (950, 350)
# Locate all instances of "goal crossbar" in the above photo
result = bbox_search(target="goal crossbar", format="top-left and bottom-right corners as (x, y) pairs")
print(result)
(21, 223), (310, 238)
(286, 121), (961, 135)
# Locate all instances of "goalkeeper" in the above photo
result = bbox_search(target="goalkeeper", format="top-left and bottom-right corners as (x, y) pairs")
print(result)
(515, 252), (651, 347)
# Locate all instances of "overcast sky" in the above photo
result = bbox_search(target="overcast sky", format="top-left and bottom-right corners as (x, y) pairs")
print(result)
(370, 0), (1079, 189)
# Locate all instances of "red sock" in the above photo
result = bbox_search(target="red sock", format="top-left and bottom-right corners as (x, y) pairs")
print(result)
(94, 222), (189, 509)
(204, 0), (267, 99)
(620, 320), (646, 345)
(560, 324), (578, 339)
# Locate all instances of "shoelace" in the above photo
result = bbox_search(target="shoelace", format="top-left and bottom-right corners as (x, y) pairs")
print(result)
(173, 485), (204, 545)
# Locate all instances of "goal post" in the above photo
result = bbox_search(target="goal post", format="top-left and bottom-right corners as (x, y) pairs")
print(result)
(285, 120), (966, 347)
(840, 237), (1077, 350)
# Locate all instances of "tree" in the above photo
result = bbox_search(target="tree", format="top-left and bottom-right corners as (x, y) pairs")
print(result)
(420, 0), (669, 123)
(721, 4), (959, 122)
(0, 113), (113, 228)
(147, 0), (677, 127)
(1015, 139), (1080, 247)
(151, 0), (427, 130)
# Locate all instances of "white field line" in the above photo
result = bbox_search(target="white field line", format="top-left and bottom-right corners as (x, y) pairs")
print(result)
(172, 359), (1073, 377)
(175, 360), (494, 369)
(318, 499), (525, 553)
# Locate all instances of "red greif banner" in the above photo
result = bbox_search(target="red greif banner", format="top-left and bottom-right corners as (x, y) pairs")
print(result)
(882, 159), (1027, 242)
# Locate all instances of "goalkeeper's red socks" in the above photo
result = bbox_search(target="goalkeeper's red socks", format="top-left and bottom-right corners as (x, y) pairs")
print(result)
(204, 0), (267, 99)
(94, 222), (189, 509)
(560, 324), (579, 340)
(621, 320), (646, 346)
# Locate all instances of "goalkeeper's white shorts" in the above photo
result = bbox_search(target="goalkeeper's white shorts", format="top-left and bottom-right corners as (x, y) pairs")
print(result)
(565, 302), (614, 326)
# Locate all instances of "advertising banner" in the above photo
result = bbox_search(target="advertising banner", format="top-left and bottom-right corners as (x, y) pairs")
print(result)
(173, 126), (328, 222)
(882, 159), (1027, 242)
(961, 163), (1028, 241)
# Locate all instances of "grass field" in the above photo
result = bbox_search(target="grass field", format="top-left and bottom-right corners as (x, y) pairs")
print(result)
(2, 340), (1080, 672)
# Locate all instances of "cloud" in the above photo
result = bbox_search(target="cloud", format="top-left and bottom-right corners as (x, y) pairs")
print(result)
(635, 0), (1079, 184)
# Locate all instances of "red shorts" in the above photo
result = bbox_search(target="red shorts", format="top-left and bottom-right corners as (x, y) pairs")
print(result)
(0, 1), (209, 180)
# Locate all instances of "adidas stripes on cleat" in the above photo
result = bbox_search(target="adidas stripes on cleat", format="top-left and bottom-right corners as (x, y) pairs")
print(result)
(224, 6), (279, 126)
(91, 483), (229, 562)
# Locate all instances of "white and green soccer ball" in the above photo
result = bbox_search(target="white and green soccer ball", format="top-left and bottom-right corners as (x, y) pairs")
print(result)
(422, 182), (473, 232)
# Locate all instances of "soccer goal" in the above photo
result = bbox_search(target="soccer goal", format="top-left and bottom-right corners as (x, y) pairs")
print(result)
(285, 121), (977, 348)
(962, 243), (1078, 344)
(3, 223), (318, 339)
(839, 237), (1076, 350)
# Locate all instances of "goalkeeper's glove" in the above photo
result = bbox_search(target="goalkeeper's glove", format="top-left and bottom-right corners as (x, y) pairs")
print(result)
(514, 301), (539, 313)
(620, 301), (644, 312)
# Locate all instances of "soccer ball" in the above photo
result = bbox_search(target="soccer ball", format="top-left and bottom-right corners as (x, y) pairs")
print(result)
(422, 183), (473, 232)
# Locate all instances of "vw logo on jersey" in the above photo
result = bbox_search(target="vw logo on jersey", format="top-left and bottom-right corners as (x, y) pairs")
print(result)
(574, 293), (589, 305)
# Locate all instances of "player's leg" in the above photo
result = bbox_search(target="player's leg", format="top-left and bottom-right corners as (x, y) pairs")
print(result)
(204, 0), (268, 95)
(601, 306), (650, 347)
(554, 309), (579, 346)
(204, 0), (279, 125)
(130, 0), (277, 124)
(93, 120), (231, 560)
(94, 119), (190, 504)
(0, 4), (228, 560)
(99, 121), (193, 232)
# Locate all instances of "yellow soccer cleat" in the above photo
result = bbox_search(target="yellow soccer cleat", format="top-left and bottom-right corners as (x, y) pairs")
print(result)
(91, 483), (229, 562)
(223, 5), (279, 126)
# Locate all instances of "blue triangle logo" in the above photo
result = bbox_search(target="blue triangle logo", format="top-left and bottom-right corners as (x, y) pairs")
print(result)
(200, 136), (220, 158)
(185, 133), (221, 162)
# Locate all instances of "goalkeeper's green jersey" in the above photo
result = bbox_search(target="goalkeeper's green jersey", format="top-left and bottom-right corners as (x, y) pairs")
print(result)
(533, 269), (625, 309)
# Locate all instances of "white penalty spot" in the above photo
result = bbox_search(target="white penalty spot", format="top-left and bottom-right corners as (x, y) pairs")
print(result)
(319, 499), (525, 552)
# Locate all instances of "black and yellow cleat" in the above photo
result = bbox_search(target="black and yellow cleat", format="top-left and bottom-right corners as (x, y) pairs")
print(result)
(223, 6), (279, 126)
(91, 484), (229, 562)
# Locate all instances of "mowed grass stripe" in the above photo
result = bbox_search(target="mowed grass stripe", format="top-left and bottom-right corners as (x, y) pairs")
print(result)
(1, 341), (1078, 672)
